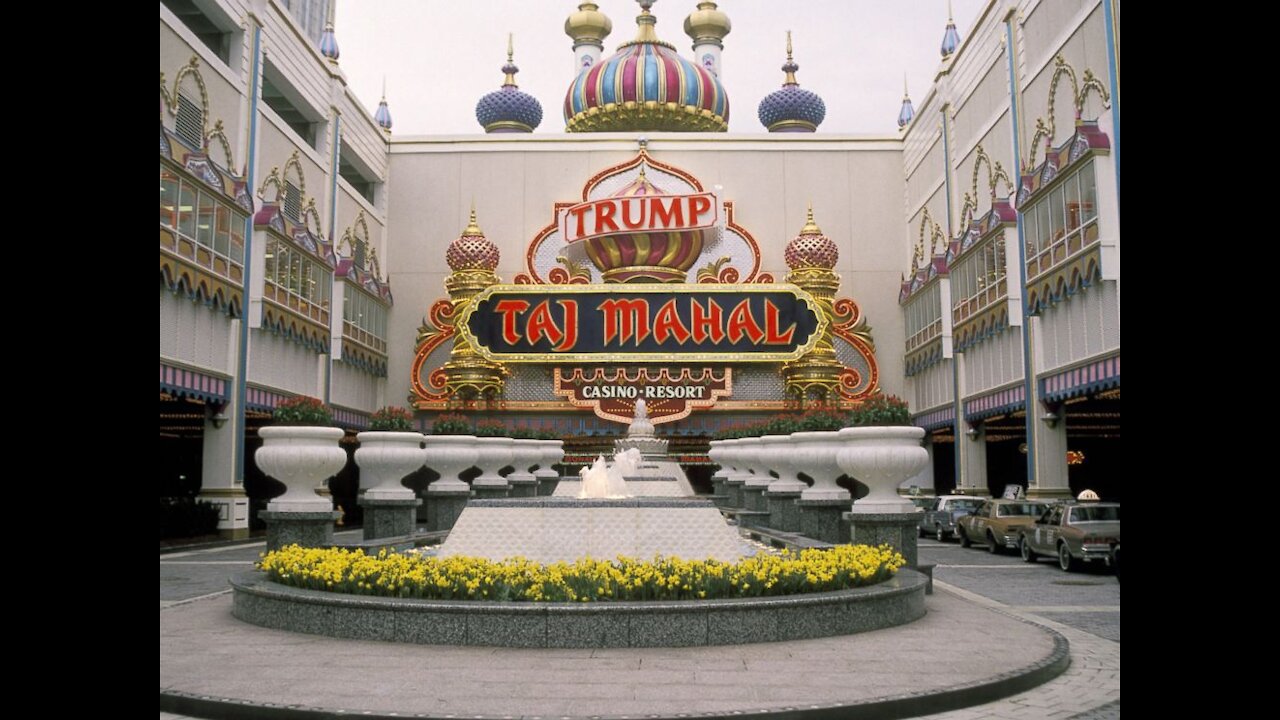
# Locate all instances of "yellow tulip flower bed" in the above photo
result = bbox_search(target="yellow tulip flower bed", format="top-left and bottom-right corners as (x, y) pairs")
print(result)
(258, 544), (906, 602)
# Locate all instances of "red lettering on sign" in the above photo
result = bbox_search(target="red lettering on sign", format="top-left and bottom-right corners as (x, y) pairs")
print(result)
(494, 300), (530, 345)
(555, 300), (579, 351)
(594, 201), (619, 234)
(568, 205), (590, 239)
(650, 197), (684, 227)
(652, 299), (692, 344)
(688, 195), (712, 226)
(726, 299), (764, 344)
(525, 300), (563, 347)
(621, 197), (647, 229)
(690, 298), (725, 344)
(598, 298), (651, 345)
(763, 300), (796, 345)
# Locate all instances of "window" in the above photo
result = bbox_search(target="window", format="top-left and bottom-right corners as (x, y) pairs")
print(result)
(262, 64), (321, 150)
(159, 162), (246, 280)
(263, 235), (333, 326)
(283, 181), (302, 222)
(904, 282), (942, 352)
(339, 147), (378, 205)
(951, 235), (1008, 323)
(343, 284), (389, 353)
(1024, 160), (1100, 281)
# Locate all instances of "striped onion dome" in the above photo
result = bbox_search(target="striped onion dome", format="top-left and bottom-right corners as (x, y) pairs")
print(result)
(564, 1), (728, 132)
(476, 37), (543, 133)
(582, 166), (705, 283)
(319, 23), (339, 62)
(758, 33), (825, 133)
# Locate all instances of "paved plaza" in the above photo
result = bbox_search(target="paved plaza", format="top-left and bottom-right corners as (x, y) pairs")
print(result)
(160, 533), (1118, 718)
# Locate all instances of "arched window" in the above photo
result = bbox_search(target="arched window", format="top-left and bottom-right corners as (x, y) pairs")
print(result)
(175, 73), (205, 149)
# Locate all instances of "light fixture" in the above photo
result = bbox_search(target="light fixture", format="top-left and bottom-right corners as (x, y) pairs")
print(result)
(1039, 409), (1060, 429)
(211, 413), (229, 429)
(965, 426), (979, 439)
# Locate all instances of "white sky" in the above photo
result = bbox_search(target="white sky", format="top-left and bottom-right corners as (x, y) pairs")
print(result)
(335, 1), (987, 135)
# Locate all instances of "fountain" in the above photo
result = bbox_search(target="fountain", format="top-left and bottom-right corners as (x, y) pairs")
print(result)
(556, 399), (696, 498)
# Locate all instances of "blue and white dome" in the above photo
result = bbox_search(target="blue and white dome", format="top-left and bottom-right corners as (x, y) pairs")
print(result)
(941, 2), (961, 58)
(477, 37), (543, 133)
(898, 78), (915, 128)
(757, 33), (825, 133)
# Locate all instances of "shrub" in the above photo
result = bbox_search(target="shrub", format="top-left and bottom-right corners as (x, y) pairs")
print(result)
(273, 396), (333, 426)
(846, 394), (912, 427)
(370, 406), (415, 431)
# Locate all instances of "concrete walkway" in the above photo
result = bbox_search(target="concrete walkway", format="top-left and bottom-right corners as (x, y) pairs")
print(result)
(161, 585), (1066, 719)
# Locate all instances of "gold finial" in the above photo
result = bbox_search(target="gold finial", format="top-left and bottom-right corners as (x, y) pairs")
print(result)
(948, 0), (954, 21)
(381, 75), (387, 101)
(637, 163), (648, 180)
(502, 35), (519, 87)
(464, 202), (483, 236)
(903, 73), (909, 98)
(786, 30), (793, 61)
(631, 0), (661, 44)
(566, 2), (613, 46)
(782, 31), (799, 85)
(801, 202), (823, 235)
(507, 33), (514, 63)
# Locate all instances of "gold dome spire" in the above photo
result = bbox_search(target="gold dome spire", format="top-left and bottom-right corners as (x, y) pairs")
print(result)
(619, 0), (672, 50)
(464, 203), (483, 236)
(801, 202), (823, 235)
(684, 1), (731, 48)
(565, 2), (612, 48)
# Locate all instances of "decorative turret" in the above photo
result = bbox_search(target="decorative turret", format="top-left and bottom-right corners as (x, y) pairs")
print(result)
(442, 207), (505, 401)
(319, 1), (339, 63)
(783, 204), (843, 402)
(565, 2), (613, 73)
(683, 1), (731, 77)
(564, 1), (729, 132)
(476, 35), (543, 133)
(374, 79), (393, 135)
(898, 75), (915, 129)
(757, 32), (825, 133)
(941, 0), (961, 58)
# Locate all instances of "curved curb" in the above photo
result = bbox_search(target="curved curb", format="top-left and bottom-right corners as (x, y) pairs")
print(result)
(230, 569), (927, 648)
(159, 625), (1069, 720)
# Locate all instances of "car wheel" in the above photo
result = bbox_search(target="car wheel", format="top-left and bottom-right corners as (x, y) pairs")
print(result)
(918, 524), (927, 539)
(1058, 542), (1079, 572)
(958, 528), (971, 548)
(936, 525), (947, 542)
(1020, 536), (1038, 563)
(987, 531), (1000, 554)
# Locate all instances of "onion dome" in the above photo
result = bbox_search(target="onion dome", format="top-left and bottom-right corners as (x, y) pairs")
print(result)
(941, 1), (961, 58)
(564, 0), (729, 133)
(683, 1), (731, 49)
(476, 35), (543, 133)
(785, 204), (838, 270)
(565, 2), (613, 49)
(374, 80), (393, 134)
(446, 207), (500, 272)
(758, 32), (826, 133)
(319, 21), (339, 62)
(898, 75), (915, 128)
(581, 165), (706, 283)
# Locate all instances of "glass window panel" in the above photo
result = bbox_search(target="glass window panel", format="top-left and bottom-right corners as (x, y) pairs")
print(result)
(160, 166), (179, 229)
(1080, 163), (1097, 224)
(197, 192), (215, 247)
(1049, 187), (1065, 243)
(230, 212), (245, 264)
(1036, 203), (1050, 256)
(178, 181), (196, 239)
(276, 245), (291, 287)
(1024, 203), (1037, 257)
(1065, 171), (1082, 231)
(214, 204), (231, 256)
(289, 253), (303, 294)
(264, 239), (277, 285)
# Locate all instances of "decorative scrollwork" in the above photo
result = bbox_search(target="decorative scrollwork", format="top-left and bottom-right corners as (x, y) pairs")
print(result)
(696, 256), (738, 284)
(1025, 56), (1112, 170)
(257, 168), (282, 201)
(205, 120), (236, 173)
(160, 56), (209, 143)
(301, 199), (324, 238)
(548, 255), (592, 284)
(837, 368), (864, 399)
(753, 272), (775, 284)
(427, 299), (456, 331)
(832, 298), (862, 330)
(513, 272), (536, 284)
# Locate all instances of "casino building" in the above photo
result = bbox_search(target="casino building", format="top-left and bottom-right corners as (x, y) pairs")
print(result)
(160, 0), (1120, 535)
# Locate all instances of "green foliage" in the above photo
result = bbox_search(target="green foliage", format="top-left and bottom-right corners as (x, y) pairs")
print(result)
(273, 396), (333, 426)
(370, 406), (415, 432)
(430, 414), (473, 435)
(847, 394), (912, 427)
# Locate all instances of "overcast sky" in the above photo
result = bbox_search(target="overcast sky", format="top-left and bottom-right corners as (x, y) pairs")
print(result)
(335, 0), (987, 135)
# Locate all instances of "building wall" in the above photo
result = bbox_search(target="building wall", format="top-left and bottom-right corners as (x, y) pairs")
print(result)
(961, 327), (1024, 398)
(908, 361), (955, 414)
(160, 288), (236, 375)
(384, 135), (910, 404)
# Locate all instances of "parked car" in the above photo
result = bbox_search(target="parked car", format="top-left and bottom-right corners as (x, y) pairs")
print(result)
(956, 499), (1049, 553)
(1018, 502), (1121, 572)
(919, 495), (988, 541)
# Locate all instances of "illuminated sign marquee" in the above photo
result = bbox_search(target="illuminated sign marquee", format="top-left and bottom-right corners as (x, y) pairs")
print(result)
(458, 284), (825, 363)
(554, 367), (732, 424)
(559, 192), (719, 244)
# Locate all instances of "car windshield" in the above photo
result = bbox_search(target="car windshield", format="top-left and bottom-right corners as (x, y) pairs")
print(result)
(952, 499), (984, 510)
(1069, 505), (1120, 522)
(997, 503), (1046, 517)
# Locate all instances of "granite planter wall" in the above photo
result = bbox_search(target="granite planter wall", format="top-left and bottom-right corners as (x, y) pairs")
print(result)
(231, 568), (927, 648)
